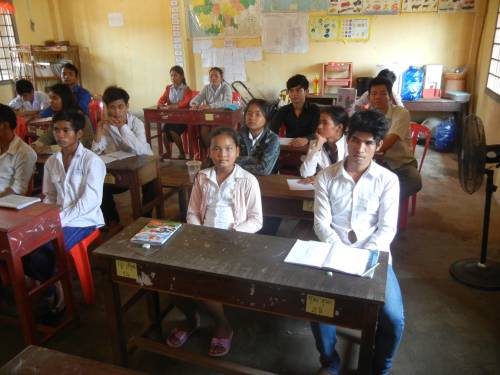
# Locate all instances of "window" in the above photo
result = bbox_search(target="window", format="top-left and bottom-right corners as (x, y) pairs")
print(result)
(487, 8), (500, 98)
(0, 9), (17, 81)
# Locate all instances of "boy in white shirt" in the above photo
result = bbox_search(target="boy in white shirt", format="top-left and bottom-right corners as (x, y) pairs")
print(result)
(8, 79), (49, 113)
(0, 104), (37, 196)
(92, 86), (154, 225)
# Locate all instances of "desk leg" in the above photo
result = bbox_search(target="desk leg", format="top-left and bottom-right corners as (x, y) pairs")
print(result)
(187, 124), (196, 160)
(358, 304), (379, 375)
(129, 173), (142, 220)
(156, 122), (164, 158)
(145, 118), (152, 146)
(146, 291), (162, 340)
(154, 176), (165, 219)
(178, 187), (187, 221)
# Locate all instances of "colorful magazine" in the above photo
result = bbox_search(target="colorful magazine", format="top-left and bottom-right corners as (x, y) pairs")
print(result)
(130, 220), (182, 246)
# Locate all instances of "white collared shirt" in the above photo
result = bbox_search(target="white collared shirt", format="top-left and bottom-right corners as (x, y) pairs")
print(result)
(43, 143), (106, 228)
(8, 91), (50, 111)
(248, 129), (264, 148)
(189, 81), (233, 108)
(203, 167), (236, 230)
(384, 105), (414, 170)
(0, 136), (37, 195)
(313, 160), (399, 255)
(91, 113), (153, 156)
(300, 135), (348, 178)
(169, 83), (186, 104)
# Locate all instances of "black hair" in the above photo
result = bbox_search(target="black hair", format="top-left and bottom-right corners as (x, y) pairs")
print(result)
(244, 98), (271, 123)
(347, 109), (388, 145)
(368, 76), (393, 98)
(320, 105), (348, 130)
(376, 69), (397, 84)
(286, 74), (309, 90)
(170, 65), (187, 85)
(15, 79), (34, 95)
(209, 67), (224, 79)
(208, 127), (239, 148)
(48, 83), (78, 111)
(62, 62), (79, 76)
(102, 86), (130, 105)
(0, 103), (17, 129)
(52, 109), (86, 132)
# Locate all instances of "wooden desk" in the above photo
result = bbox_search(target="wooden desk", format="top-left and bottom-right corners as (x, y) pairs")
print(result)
(279, 143), (308, 176)
(0, 346), (147, 374)
(94, 220), (388, 374)
(0, 203), (75, 344)
(143, 107), (243, 158)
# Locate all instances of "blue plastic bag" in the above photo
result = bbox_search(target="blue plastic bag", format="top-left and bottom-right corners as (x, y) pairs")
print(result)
(434, 117), (456, 152)
(401, 66), (424, 101)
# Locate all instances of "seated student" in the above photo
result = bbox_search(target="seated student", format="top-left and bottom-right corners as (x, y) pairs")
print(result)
(34, 83), (94, 150)
(8, 79), (49, 112)
(299, 106), (348, 182)
(367, 76), (422, 200)
(189, 67), (232, 149)
(0, 104), (37, 197)
(270, 74), (320, 147)
(166, 127), (262, 357)
(313, 110), (404, 375)
(157, 65), (193, 159)
(92, 86), (154, 226)
(60, 63), (92, 117)
(237, 98), (280, 175)
(23, 109), (105, 315)
(355, 69), (404, 109)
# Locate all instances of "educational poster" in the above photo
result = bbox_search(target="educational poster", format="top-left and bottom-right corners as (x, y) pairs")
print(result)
(309, 16), (339, 41)
(364, 0), (400, 14)
(401, 0), (438, 12)
(262, 0), (328, 12)
(328, 0), (363, 14)
(339, 17), (370, 41)
(438, 0), (475, 12)
(262, 13), (308, 53)
(187, 0), (260, 38)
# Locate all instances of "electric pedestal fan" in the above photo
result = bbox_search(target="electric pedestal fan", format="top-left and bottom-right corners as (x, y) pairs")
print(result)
(449, 114), (500, 290)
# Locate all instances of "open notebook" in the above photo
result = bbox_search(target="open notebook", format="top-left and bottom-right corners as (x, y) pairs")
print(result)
(100, 151), (135, 164)
(284, 239), (380, 278)
(0, 195), (41, 210)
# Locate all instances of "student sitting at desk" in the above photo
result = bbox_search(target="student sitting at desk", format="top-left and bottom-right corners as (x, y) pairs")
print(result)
(299, 106), (348, 182)
(0, 104), (37, 197)
(355, 69), (404, 109)
(92, 86), (154, 226)
(367, 76), (422, 200)
(33, 83), (94, 151)
(270, 74), (320, 147)
(237, 98), (280, 175)
(8, 79), (49, 113)
(189, 67), (233, 150)
(313, 110), (404, 375)
(60, 63), (92, 117)
(23, 109), (105, 317)
(167, 127), (262, 357)
(157, 65), (193, 159)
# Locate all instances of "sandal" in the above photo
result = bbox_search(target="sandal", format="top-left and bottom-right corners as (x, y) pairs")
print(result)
(166, 326), (198, 348)
(207, 332), (233, 357)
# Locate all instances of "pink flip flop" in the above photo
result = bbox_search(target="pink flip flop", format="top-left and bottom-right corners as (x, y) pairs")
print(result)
(208, 332), (233, 357)
(166, 327), (197, 348)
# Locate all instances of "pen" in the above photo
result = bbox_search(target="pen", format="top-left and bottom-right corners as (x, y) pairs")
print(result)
(361, 262), (379, 277)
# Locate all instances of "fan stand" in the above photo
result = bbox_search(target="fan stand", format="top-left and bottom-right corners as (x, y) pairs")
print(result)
(450, 168), (500, 290)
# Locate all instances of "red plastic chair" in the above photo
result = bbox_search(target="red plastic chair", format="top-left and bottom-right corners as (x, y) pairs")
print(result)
(88, 98), (103, 131)
(67, 228), (101, 305)
(16, 116), (28, 141)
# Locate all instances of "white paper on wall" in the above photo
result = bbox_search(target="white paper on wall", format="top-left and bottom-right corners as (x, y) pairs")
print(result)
(193, 40), (213, 54)
(108, 13), (124, 27)
(243, 47), (263, 61)
(262, 13), (308, 54)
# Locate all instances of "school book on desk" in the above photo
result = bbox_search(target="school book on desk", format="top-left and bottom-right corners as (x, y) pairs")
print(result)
(130, 220), (182, 246)
(0, 194), (41, 210)
(284, 239), (379, 278)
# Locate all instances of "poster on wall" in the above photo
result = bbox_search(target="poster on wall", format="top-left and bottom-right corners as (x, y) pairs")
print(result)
(309, 15), (339, 41)
(438, 0), (475, 12)
(328, 0), (363, 14)
(187, 0), (260, 38)
(262, 0), (328, 12)
(401, 0), (438, 12)
(262, 13), (308, 53)
(364, 0), (400, 14)
(339, 17), (370, 41)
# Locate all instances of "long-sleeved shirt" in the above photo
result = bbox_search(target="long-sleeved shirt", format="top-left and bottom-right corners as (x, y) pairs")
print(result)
(43, 142), (106, 227)
(237, 126), (280, 176)
(9, 91), (50, 111)
(300, 135), (348, 178)
(0, 136), (37, 195)
(270, 102), (320, 139)
(35, 113), (94, 149)
(313, 160), (399, 255)
(40, 85), (92, 117)
(189, 82), (232, 108)
(91, 113), (153, 156)
(157, 84), (193, 108)
(187, 164), (263, 233)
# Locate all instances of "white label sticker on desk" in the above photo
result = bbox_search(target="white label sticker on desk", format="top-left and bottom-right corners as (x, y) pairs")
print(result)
(205, 113), (214, 121)
(306, 294), (335, 318)
(116, 260), (138, 280)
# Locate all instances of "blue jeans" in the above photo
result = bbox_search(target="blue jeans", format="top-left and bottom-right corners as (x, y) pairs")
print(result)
(311, 266), (405, 375)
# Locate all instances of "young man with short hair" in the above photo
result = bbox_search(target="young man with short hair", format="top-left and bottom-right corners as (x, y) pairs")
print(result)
(60, 62), (92, 116)
(271, 74), (320, 147)
(8, 79), (49, 112)
(313, 110), (404, 375)
(0, 104), (37, 197)
(355, 69), (404, 108)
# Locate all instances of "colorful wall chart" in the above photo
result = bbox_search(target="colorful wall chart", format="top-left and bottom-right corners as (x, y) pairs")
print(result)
(328, 0), (363, 15)
(262, 0), (328, 12)
(309, 16), (339, 41)
(364, 0), (401, 14)
(438, 0), (475, 12)
(340, 17), (370, 41)
(401, 0), (438, 12)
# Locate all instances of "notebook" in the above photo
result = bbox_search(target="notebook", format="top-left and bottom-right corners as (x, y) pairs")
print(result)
(100, 151), (135, 164)
(0, 195), (41, 210)
(130, 220), (182, 246)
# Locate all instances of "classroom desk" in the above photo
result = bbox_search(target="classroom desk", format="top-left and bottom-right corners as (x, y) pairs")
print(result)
(143, 107), (243, 158)
(279, 142), (308, 176)
(94, 219), (388, 374)
(0, 345), (147, 375)
(0, 203), (76, 345)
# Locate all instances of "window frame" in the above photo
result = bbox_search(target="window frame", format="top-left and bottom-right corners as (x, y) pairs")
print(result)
(0, 9), (19, 83)
(486, 7), (500, 102)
